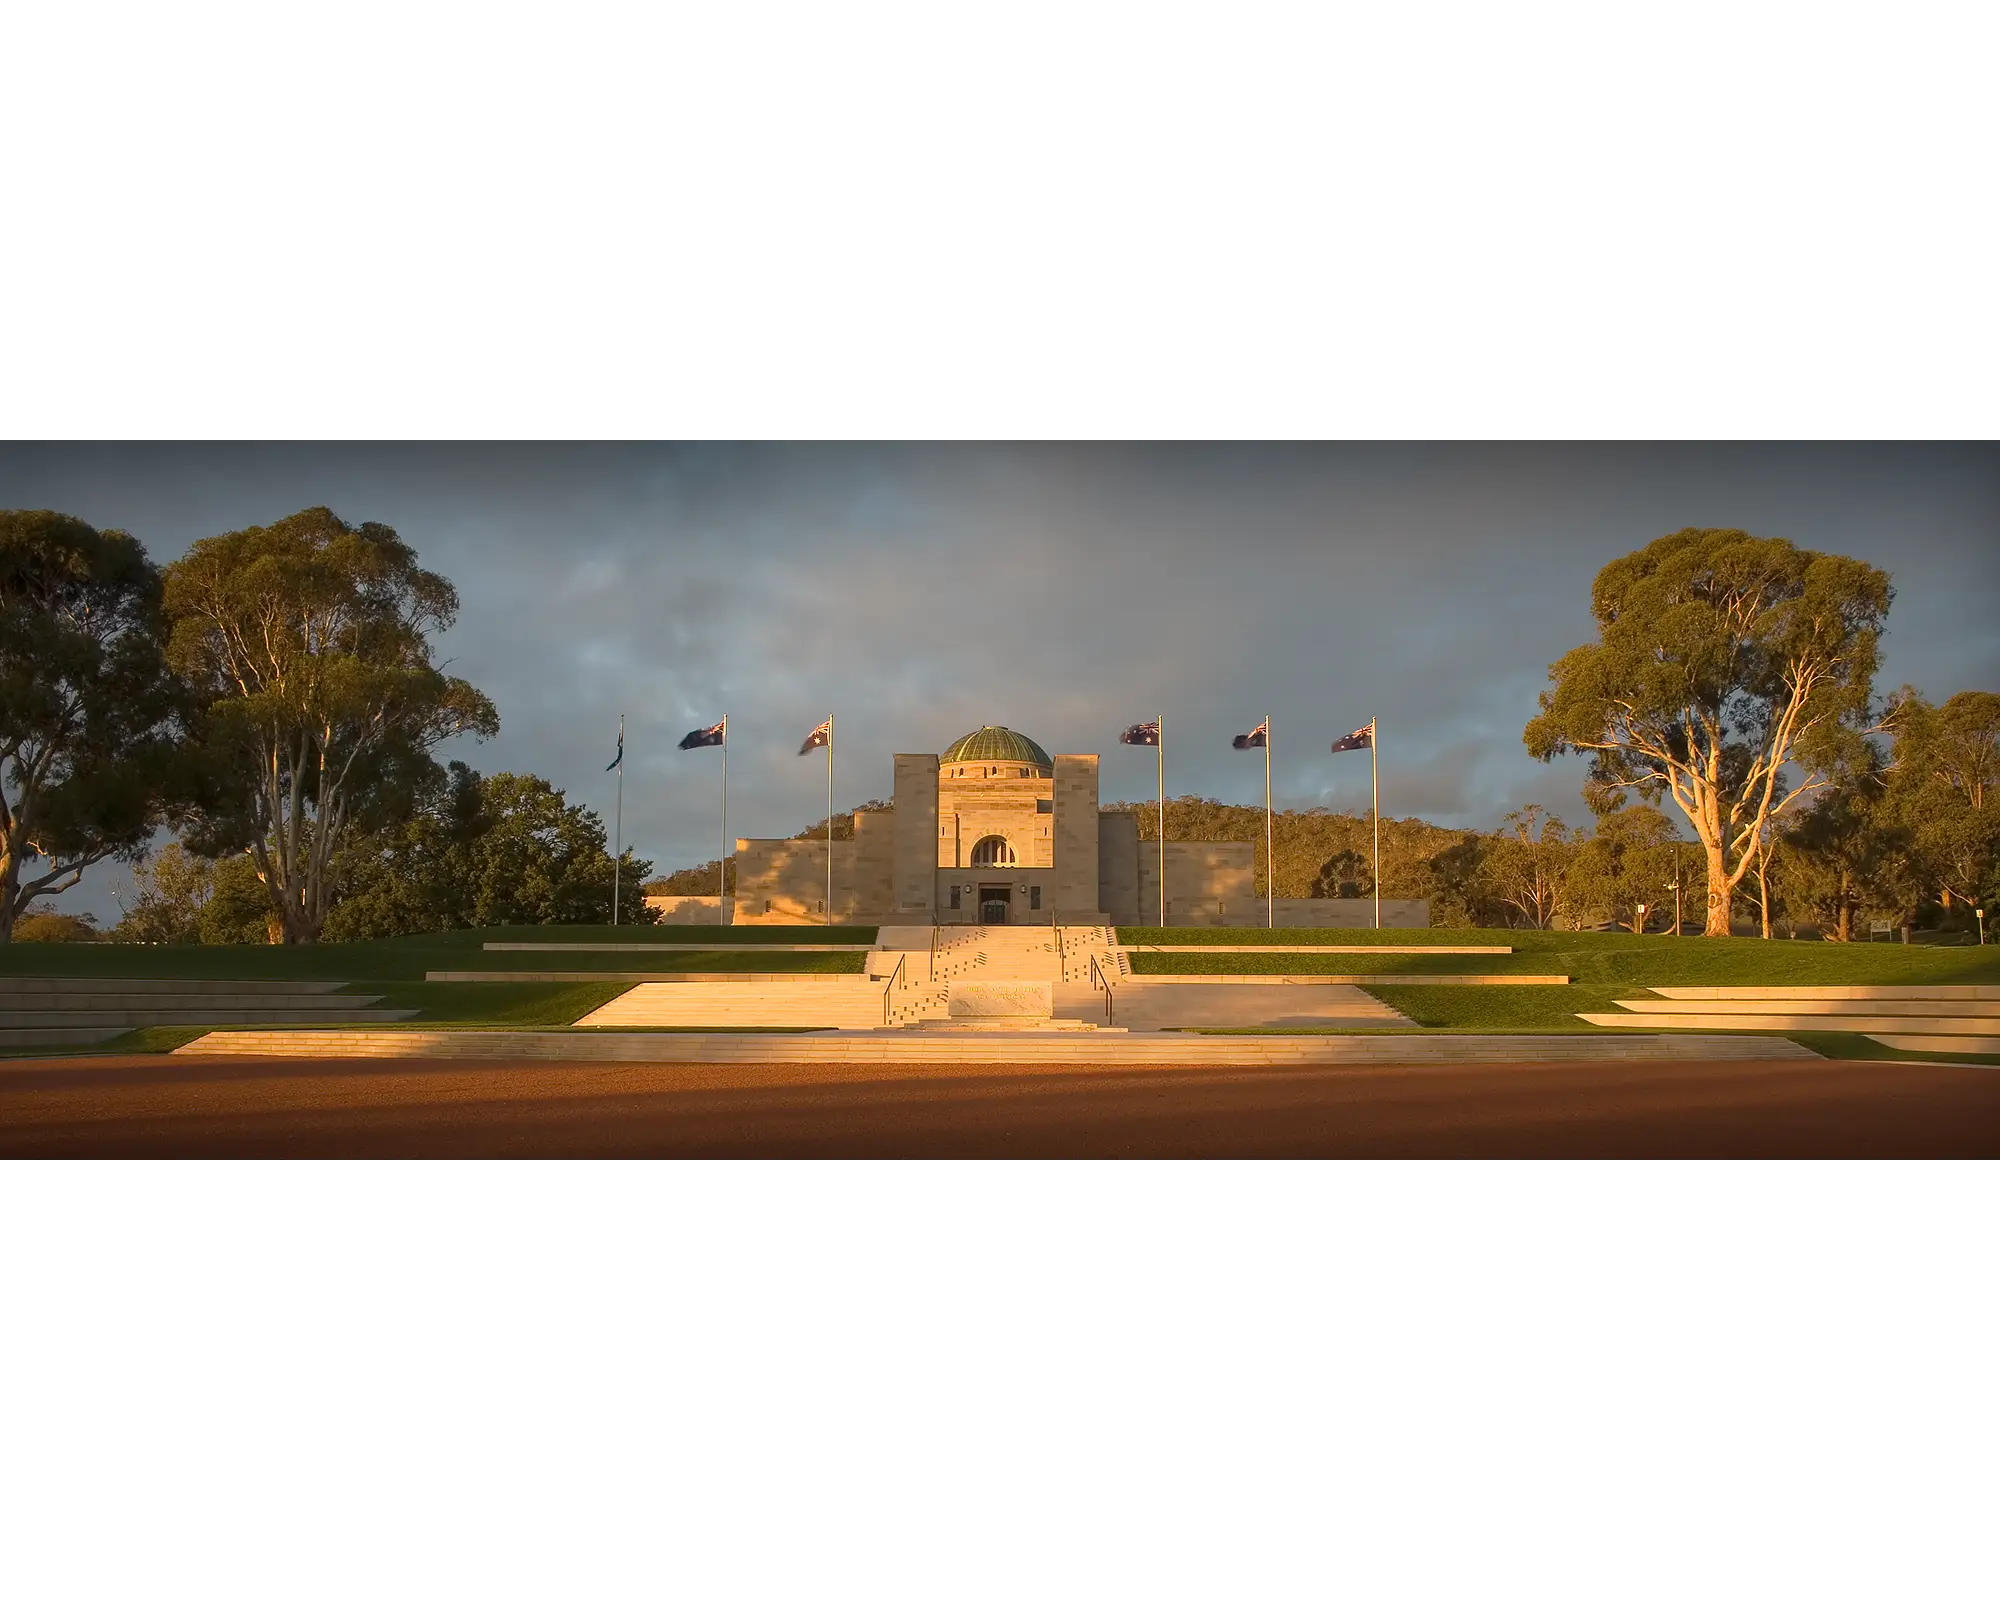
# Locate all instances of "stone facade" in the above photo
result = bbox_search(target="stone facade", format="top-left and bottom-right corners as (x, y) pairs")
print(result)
(643, 894), (734, 925)
(728, 723), (1430, 928)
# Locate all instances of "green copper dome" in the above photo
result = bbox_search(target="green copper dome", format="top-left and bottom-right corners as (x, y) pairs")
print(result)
(940, 725), (1053, 769)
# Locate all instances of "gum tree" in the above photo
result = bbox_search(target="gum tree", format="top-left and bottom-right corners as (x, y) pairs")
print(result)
(1478, 804), (1576, 929)
(1887, 688), (2000, 915)
(0, 511), (190, 941)
(1525, 527), (1891, 936)
(163, 507), (498, 943)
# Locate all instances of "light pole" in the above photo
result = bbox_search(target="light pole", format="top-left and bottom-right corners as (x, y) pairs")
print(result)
(1978, 906), (1987, 946)
(1635, 901), (1649, 935)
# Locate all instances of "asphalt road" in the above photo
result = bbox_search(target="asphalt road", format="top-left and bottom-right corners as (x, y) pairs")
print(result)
(2, 1049), (1997, 1156)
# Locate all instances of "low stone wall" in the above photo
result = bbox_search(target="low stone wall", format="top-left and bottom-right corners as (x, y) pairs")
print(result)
(1158, 898), (1432, 928)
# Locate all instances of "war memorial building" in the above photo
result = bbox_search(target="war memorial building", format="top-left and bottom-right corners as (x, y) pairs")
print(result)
(721, 726), (1427, 928)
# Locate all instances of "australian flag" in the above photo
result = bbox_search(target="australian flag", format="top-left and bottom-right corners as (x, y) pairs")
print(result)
(799, 716), (832, 755)
(1330, 723), (1373, 753)
(605, 727), (624, 771)
(679, 716), (727, 750)
(1120, 720), (1161, 747)
(1232, 719), (1269, 750)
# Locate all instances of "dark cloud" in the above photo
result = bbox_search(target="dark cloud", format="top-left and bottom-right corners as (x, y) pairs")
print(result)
(4, 442), (1994, 923)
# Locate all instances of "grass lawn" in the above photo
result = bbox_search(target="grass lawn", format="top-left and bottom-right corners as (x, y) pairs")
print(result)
(1124, 928), (2000, 988)
(1132, 952), (1556, 975)
(351, 981), (635, 1026)
(1359, 983), (1629, 1031)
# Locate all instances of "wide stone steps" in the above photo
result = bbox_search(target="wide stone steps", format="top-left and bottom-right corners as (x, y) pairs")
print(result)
(0, 978), (349, 998)
(2, 992), (410, 1013)
(0, 977), (412, 1048)
(1581, 1011), (1999, 1036)
(1582, 988), (2000, 1048)
(172, 1029), (1817, 1065)
(1650, 985), (2000, 1001)
(1615, 997), (2000, 1017)
(3, 1026), (131, 1047)
(0, 1007), (421, 1029)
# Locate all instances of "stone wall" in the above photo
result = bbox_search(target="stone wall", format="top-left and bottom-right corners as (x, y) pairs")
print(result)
(643, 895), (733, 925)
(1153, 896), (1431, 928)
(932, 868), (1055, 924)
(890, 755), (939, 924)
(1049, 755), (1105, 923)
(733, 810), (895, 924)
(1136, 841), (1257, 926)
(1267, 898), (1430, 929)
(934, 769), (1054, 869)
(1097, 812), (1140, 924)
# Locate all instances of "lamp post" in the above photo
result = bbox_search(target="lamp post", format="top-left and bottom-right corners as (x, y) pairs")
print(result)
(1635, 902), (1648, 935)
(1978, 906), (1987, 946)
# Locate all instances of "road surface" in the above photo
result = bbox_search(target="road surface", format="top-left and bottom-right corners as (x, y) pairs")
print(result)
(2, 1049), (1996, 1156)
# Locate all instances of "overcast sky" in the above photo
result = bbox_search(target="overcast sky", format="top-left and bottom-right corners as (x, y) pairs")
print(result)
(5, 442), (1995, 923)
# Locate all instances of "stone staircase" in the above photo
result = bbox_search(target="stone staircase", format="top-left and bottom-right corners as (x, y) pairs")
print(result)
(0, 978), (418, 1050)
(1578, 986), (2000, 1054)
(1057, 924), (1128, 981)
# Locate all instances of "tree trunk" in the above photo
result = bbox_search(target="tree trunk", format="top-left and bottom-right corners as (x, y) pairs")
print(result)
(1836, 869), (1853, 942)
(1704, 840), (1732, 936)
(1757, 848), (1771, 939)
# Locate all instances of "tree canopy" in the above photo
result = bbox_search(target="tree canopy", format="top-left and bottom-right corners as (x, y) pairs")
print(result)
(1887, 688), (2000, 915)
(1525, 527), (1892, 935)
(163, 507), (498, 943)
(326, 767), (653, 938)
(0, 510), (192, 941)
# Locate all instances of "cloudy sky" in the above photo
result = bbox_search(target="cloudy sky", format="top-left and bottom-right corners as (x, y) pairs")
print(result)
(6, 442), (1995, 922)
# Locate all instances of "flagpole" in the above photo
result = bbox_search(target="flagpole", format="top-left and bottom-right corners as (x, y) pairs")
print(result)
(612, 712), (624, 928)
(1264, 714), (1273, 930)
(719, 716), (728, 926)
(1157, 710), (1166, 929)
(826, 713), (834, 927)
(1371, 715), (1381, 931)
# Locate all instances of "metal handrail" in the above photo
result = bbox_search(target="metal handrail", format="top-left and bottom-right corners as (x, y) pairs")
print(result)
(1089, 953), (1113, 1026)
(883, 953), (906, 1026)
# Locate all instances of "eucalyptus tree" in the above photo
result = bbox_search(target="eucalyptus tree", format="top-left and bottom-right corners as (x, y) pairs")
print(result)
(1525, 527), (1892, 936)
(1479, 804), (1576, 929)
(1887, 688), (2000, 915)
(0, 510), (190, 941)
(163, 507), (498, 944)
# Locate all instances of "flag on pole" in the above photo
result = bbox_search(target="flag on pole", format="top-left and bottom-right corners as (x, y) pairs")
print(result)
(1232, 719), (1269, 750)
(605, 727), (624, 770)
(1330, 723), (1374, 753)
(679, 717), (727, 750)
(798, 718), (832, 755)
(1120, 721), (1161, 746)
